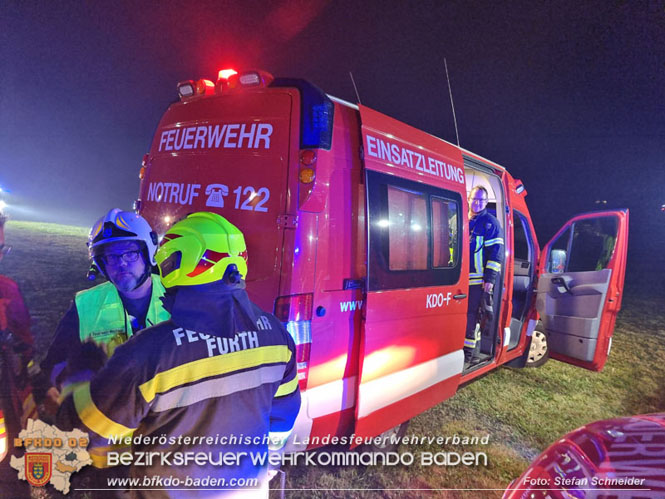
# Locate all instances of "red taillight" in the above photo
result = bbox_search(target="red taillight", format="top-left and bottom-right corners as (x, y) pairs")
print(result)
(298, 149), (319, 209)
(300, 150), (317, 166)
(275, 293), (313, 322)
(299, 150), (317, 185)
(275, 294), (313, 390)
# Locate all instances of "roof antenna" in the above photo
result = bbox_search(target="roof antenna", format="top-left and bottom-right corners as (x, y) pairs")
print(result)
(349, 71), (362, 105)
(444, 58), (460, 147)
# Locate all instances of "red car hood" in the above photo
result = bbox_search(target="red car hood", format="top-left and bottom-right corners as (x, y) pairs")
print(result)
(504, 413), (665, 498)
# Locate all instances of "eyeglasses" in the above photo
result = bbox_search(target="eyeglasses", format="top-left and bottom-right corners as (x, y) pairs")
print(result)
(102, 250), (141, 266)
(0, 244), (10, 255)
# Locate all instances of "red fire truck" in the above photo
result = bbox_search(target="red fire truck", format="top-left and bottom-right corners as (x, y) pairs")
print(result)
(136, 69), (629, 449)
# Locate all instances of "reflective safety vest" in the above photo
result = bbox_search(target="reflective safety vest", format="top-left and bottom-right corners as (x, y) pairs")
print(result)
(71, 274), (169, 468)
(75, 275), (169, 358)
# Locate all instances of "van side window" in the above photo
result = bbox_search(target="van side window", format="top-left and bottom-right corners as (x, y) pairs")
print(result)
(367, 170), (462, 291)
(387, 186), (428, 270)
(432, 197), (458, 268)
(569, 217), (618, 272)
(513, 212), (531, 262)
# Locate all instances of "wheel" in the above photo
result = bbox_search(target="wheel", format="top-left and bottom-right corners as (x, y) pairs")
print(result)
(526, 324), (549, 368)
(358, 420), (410, 454)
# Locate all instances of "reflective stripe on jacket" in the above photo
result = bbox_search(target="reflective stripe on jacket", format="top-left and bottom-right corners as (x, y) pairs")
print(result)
(57, 282), (300, 493)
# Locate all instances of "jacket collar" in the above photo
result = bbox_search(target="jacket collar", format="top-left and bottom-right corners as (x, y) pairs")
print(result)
(471, 208), (488, 221)
(161, 280), (258, 337)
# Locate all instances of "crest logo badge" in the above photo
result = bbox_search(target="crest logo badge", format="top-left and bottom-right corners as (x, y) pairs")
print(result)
(26, 453), (52, 487)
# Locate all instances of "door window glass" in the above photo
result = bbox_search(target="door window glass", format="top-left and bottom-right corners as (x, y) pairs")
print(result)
(547, 217), (618, 273)
(511, 210), (535, 326)
(569, 217), (618, 272)
(513, 213), (531, 261)
(366, 170), (462, 290)
(387, 186), (427, 270)
(432, 198), (458, 268)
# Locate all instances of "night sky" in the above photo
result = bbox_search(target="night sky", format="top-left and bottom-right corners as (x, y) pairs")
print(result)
(2, 1), (664, 283)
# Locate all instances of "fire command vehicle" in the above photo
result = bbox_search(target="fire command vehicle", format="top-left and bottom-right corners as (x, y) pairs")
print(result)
(135, 69), (629, 450)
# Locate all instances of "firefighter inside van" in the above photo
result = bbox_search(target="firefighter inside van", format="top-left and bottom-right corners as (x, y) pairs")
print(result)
(464, 186), (504, 365)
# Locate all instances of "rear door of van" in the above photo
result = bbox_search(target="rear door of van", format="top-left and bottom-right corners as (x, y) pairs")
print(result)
(139, 90), (298, 310)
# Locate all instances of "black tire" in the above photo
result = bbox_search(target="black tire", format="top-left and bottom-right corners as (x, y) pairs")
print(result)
(526, 323), (549, 368)
(358, 420), (410, 454)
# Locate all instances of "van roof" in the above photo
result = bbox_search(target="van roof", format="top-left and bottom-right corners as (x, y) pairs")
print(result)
(327, 93), (509, 175)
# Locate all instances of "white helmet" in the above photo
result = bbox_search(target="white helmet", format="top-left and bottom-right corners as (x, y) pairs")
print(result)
(88, 209), (158, 277)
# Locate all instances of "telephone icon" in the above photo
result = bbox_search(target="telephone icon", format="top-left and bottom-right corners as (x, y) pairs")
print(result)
(205, 184), (229, 208)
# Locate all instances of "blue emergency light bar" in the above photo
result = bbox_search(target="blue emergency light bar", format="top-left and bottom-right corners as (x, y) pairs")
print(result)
(270, 78), (334, 150)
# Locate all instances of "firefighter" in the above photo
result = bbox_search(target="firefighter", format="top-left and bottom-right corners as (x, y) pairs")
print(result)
(464, 186), (504, 365)
(0, 213), (59, 499)
(0, 212), (39, 466)
(57, 212), (301, 497)
(40, 209), (170, 392)
(36, 209), (170, 473)
(0, 212), (34, 377)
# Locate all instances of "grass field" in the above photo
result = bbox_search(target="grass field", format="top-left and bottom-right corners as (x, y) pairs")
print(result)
(3, 221), (664, 498)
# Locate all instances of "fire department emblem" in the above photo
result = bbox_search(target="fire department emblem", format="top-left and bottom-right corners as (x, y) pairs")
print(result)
(26, 453), (52, 487)
(11, 420), (92, 494)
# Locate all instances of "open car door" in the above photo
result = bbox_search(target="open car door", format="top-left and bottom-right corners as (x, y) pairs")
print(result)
(536, 210), (629, 371)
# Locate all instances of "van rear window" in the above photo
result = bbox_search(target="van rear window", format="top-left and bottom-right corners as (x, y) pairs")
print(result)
(367, 170), (462, 291)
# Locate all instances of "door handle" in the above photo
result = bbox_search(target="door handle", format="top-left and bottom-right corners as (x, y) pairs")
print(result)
(552, 276), (572, 294)
(453, 294), (467, 300)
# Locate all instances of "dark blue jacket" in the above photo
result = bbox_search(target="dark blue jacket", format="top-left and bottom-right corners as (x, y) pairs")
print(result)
(469, 209), (504, 286)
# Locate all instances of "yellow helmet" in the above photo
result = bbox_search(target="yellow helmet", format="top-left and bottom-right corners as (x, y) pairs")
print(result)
(155, 212), (248, 288)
